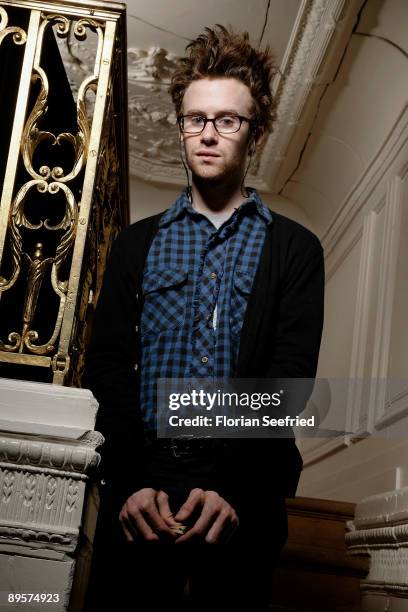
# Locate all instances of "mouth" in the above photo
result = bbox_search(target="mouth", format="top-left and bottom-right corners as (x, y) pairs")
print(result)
(195, 151), (220, 159)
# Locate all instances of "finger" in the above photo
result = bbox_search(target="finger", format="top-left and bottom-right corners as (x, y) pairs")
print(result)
(119, 516), (136, 543)
(219, 513), (239, 544)
(127, 509), (160, 542)
(140, 502), (178, 539)
(205, 511), (234, 544)
(175, 502), (215, 544)
(119, 509), (136, 542)
(176, 498), (238, 545)
(174, 488), (203, 522)
(156, 491), (180, 528)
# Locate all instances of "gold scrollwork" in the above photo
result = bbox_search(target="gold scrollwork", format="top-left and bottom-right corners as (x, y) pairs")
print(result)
(0, 2), (125, 383)
(0, 331), (21, 353)
(0, 6), (27, 47)
(0, 179), (48, 293)
(0, 180), (78, 355)
(21, 65), (91, 183)
(20, 13), (104, 184)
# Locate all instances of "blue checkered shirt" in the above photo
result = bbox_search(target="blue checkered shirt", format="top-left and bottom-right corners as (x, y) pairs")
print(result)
(139, 187), (273, 430)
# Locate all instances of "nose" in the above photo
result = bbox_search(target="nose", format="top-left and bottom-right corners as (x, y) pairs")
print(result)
(200, 120), (218, 142)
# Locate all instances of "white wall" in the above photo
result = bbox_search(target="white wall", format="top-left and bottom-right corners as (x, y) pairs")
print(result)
(294, 0), (408, 503)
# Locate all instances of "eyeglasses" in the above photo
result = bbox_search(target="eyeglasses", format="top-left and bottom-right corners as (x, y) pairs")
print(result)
(178, 114), (253, 134)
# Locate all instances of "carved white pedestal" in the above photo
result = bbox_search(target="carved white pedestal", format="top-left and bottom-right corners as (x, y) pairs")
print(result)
(0, 378), (102, 611)
(346, 487), (408, 612)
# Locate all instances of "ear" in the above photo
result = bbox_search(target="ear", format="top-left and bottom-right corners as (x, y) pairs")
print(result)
(253, 125), (265, 148)
(248, 124), (264, 156)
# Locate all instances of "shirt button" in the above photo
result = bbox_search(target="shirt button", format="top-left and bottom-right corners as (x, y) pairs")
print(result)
(135, 325), (139, 332)
(201, 356), (208, 363)
(206, 314), (211, 320)
(210, 272), (217, 279)
(136, 293), (139, 300)
(134, 363), (138, 371)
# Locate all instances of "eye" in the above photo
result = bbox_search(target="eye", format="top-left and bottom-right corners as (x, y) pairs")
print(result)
(190, 115), (205, 125)
(216, 115), (237, 127)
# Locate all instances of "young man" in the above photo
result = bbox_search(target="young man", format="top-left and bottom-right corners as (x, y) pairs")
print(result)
(84, 25), (324, 611)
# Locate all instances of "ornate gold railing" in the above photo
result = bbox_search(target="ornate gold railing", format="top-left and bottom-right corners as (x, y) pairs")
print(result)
(0, 0), (128, 385)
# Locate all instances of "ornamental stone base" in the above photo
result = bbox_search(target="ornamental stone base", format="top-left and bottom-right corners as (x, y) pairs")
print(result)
(346, 487), (408, 612)
(0, 378), (102, 612)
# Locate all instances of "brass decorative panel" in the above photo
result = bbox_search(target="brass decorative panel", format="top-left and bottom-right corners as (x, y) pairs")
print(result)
(0, 0), (128, 385)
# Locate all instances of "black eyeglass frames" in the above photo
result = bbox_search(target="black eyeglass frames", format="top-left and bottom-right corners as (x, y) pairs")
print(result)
(177, 114), (253, 134)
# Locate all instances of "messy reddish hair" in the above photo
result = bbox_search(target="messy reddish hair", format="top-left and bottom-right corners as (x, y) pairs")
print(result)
(169, 24), (278, 133)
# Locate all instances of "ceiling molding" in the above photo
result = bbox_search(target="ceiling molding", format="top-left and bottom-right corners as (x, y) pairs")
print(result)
(260, 0), (348, 191)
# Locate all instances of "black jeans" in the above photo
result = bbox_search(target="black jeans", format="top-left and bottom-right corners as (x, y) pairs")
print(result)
(85, 442), (288, 612)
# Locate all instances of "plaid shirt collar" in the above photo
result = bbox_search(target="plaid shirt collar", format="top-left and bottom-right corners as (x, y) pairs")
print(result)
(158, 187), (273, 228)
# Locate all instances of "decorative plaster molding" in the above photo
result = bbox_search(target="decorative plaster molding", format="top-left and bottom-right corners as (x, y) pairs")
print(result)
(0, 379), (103, 554)
(376, 386), (408, 431)
(346, 209), (380, 435)
(347, 524), (408, 548)
(346, 487), (408, 596)
(0, 523), (77, 549)
(128, 46), (178, 82)
(301, 434), (351, 467)
(361, 581), (408, 596)
(321, 107), (408, 257)
(0, 429), (102, 553)
(324, 223), (363, 282)
(0, 466), (85, 552)
(259, 0), (346, 189)
(128, 47), (181, 170)
(0, 434), (103, 473)
(300, 111), (408, 468)
(371, 177), (404, 426)
(325, 173), (405, 437)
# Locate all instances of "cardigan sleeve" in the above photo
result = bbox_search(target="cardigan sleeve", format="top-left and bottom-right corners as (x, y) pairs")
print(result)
(82, 231), (153, 508)
(262, 232), (325, 433)
(267, 233), (325, 379)
(225, 231), (325, 503)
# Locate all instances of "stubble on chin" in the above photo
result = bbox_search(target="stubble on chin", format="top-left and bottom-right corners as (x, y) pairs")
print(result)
(188, 156), (228, 183)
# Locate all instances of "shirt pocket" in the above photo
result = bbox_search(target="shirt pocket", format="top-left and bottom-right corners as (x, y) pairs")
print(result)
(230, 267), (254, 336)
(142, 267), (188, 334)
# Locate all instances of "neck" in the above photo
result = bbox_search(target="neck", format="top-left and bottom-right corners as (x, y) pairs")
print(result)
(190, 175), (249, 216)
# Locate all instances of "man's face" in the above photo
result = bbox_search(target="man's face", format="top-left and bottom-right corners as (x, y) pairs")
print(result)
(180, 77), (255, 186)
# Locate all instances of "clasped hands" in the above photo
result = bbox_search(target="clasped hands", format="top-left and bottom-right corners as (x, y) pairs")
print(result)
(119, 487), (239, 545)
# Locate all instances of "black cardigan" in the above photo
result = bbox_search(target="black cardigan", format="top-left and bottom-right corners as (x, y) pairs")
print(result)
(83, 209), (325, 509)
